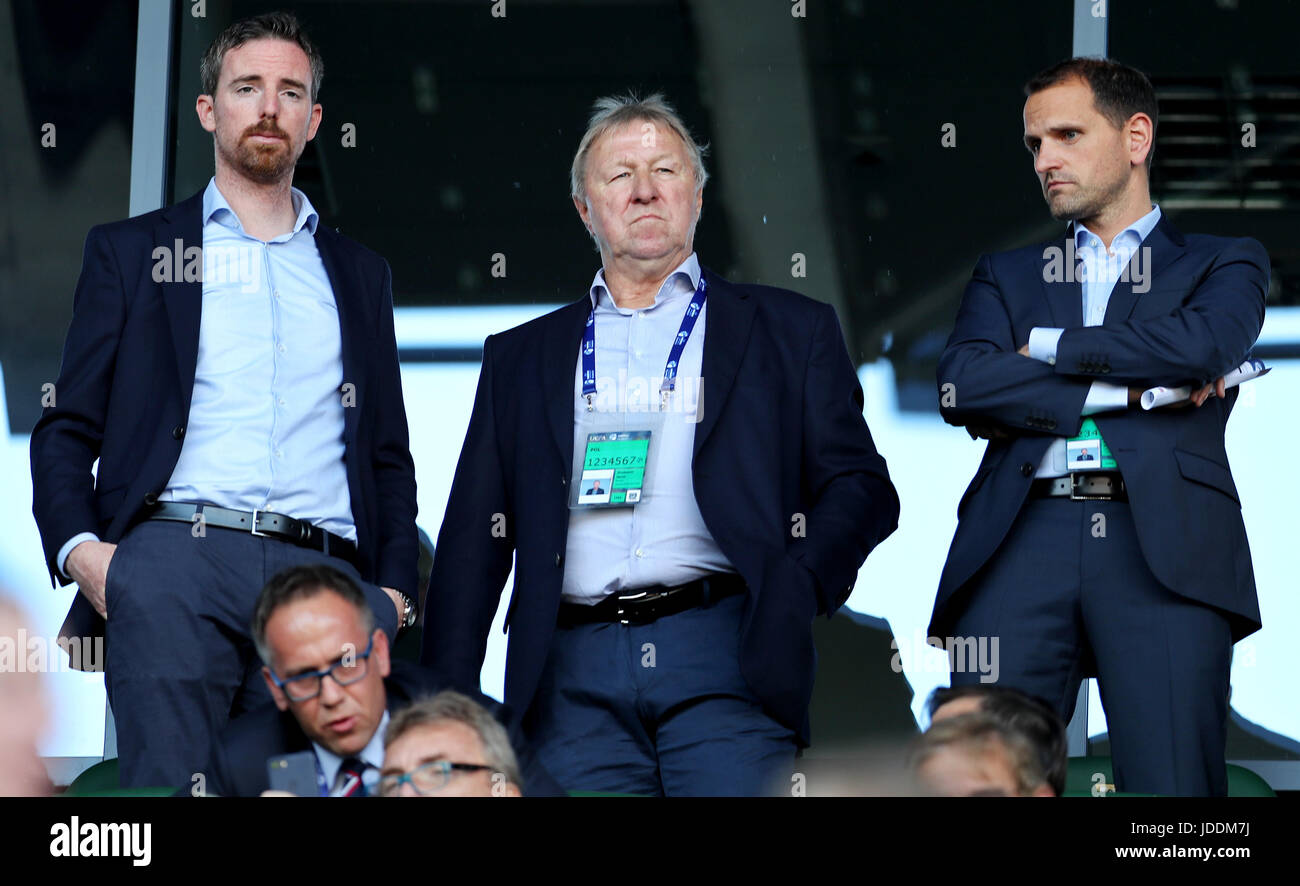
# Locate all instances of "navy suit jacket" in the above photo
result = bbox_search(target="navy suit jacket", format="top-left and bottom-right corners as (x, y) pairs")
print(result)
(932, 215), (1268, 642)
(29, 189), (419, 649)
(420, 268), (899, 745)
(196, 661), (564, 797)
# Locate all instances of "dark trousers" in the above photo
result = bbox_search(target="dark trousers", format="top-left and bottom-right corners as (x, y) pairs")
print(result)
(524, 592), (797, 796)
(949, 497), (1232, 796)
(103, 519), (399, 788)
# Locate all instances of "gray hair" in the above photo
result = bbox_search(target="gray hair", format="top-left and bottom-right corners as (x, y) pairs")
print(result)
(385, 691), (524, 794)
(570, 92), (709, 203)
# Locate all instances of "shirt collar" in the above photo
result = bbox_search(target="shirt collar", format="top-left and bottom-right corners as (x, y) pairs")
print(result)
(312, 709), (389, 795)
(1074, 203), (1162, 253)
(201, 177), (320, 239)
(588, 252), (702, 312)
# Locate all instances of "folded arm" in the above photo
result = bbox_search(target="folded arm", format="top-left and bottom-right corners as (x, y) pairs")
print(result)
(1049, 238), (1268, 385)
(937, 254), (1094, 437)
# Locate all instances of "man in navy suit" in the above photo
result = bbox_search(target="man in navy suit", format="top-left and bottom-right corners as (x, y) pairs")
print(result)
(29, 13), (418, 787)
(421, 93), (898, 796)
(197, 565), (559, 797)
(933, 58), (1268, 796)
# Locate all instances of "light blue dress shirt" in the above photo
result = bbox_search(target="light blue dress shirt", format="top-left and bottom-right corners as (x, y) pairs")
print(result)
(160, 178), (356, 537)
(561, 253), (736, 605)
(1027, 204), (1163, 477)
(56, 178), (356, 577)
(315, 709), (388, 796)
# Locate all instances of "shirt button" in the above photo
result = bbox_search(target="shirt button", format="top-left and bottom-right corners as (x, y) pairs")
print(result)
(277, 398), (286, 407)
(277, 343), (287, 354)
(273, 290), (281, 299)
(634, 548), (644, 558)
(275, 449), (284, 459)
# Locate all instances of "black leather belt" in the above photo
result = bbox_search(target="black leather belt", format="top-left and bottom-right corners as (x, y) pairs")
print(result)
(1030, 472), (1127, 502)
(558, 573), (746, 627)
(146, 501), (359, 566)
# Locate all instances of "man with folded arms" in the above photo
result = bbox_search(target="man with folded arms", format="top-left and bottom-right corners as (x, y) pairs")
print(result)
(933, 58), (1268, 796)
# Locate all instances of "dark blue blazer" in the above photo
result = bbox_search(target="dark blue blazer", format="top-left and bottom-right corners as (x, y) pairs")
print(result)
(420, 269), (899, 745)
(932, 215), (1268, 641)
(196, 660), (564, 797)
(29, 190), (419, 647)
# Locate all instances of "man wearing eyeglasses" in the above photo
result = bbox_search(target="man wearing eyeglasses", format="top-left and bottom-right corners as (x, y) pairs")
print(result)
(379, 691), (523, 797)
(196, 564), (558, 797)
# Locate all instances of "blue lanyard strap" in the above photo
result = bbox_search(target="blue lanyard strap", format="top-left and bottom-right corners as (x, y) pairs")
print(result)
(581, 276), (708, 409)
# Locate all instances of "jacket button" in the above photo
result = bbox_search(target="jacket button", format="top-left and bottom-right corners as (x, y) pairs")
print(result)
(555, 552), (562, 567)
(172, 425), (185, 439)
(560, 476), (566, 486)
(1020, 462), (1034, 477)
(143, 492), (159, 506)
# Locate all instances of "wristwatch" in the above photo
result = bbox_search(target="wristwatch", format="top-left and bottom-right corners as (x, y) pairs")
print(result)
(396, 590), (417, 630)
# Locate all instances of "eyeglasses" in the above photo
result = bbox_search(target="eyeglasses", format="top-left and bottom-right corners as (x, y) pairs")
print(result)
(269, 635), (375, 702)
(377, 760), (495, 797)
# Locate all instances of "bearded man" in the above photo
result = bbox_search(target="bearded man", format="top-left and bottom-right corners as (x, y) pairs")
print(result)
(30, 11), (418, 787)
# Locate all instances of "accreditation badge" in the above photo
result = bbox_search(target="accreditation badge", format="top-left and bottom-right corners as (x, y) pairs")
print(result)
(569, 409), (665, 509)
(1065, 417), (1117, 470)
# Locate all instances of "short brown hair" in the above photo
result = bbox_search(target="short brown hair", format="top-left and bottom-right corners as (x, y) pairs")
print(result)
(200, 11), (324, 104)
(1025, 57), (1158, 170)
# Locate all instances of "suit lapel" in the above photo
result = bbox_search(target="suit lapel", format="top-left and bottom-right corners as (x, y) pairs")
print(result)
(693, 269), (755, 459)
(1039, 226), (1084, 328)
(544, 298), (591, 467)
(155, 192), (205, 415)
(315, 226), (362, 443)
(1102, 213), (1187, 325)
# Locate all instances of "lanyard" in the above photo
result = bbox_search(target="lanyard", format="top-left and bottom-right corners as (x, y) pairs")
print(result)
(581, 276), (708, 411)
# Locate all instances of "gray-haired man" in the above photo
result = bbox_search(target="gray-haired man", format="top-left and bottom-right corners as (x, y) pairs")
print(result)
(380, 691), (524, 797)
(421, 93), (898, 796)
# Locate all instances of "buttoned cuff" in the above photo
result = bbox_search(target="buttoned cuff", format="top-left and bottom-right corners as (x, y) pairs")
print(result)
(1027, 327), (1065, 364)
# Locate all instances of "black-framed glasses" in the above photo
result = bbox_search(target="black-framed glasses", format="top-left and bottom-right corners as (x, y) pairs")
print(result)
(377, 760), (495, 797)
(269, 635), (375, 702)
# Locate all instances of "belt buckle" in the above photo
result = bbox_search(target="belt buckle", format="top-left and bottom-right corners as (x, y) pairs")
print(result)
(249, 508), (271, 537)
(1069, 473), (1106, 501)
(614, 589), (666, 626)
